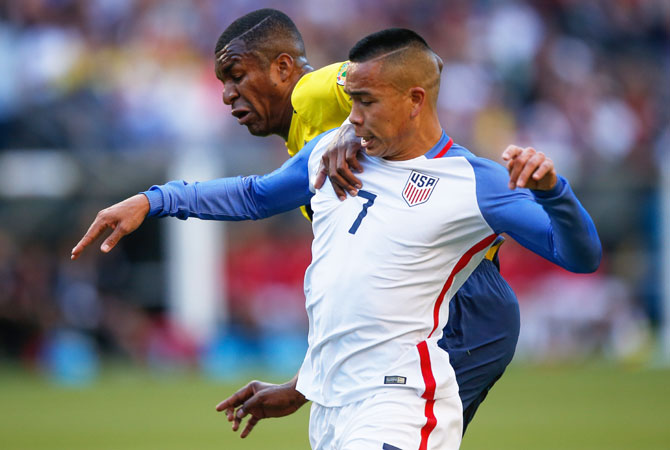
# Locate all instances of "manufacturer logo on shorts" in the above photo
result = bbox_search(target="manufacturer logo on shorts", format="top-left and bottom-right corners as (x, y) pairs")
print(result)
(336, 62), (349, 86)
(384, 375), (407, 385)
(402, 171), (438, 207)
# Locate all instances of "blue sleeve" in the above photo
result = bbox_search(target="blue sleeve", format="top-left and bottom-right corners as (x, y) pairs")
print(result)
(472, 157), (602, 273)
(142, 136), (319, 221)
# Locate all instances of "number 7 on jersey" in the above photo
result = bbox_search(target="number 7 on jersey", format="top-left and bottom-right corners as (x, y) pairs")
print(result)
(348, 190), (377, 234)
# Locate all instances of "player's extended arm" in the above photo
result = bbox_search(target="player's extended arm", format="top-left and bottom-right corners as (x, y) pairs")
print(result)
(480, 145), (601, 273)
(71, 135), (319, 260)
(144, 145), (313, 221)
(215, 375), (307, 439)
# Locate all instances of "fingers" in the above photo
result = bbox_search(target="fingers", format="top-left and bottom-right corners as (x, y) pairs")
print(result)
(314, 164), (328, 190)
(100, 225), (128, 254)
(501, 145), (522, 162)
(326, 151), (361, 200)
(506, 147), (535, 189)
(515, 152), (546, 189)
(71, 195), (148, 260)
(240, 416), (260, 439)
(344, 130), (364, 174)
(232, 408), (244, 431)
(335, 146), (361, 195)
(315, 124), (364, 200)
(216, 382), (255, 416)
(322, 153), (347, 201)
(70, 217), (110, 260)
(503, 145), (557, 190)
(532, 159), (554, 181)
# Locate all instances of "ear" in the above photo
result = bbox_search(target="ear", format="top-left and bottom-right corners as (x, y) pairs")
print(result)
(409, 87), (426, 118)
(271, 53), (296, 83)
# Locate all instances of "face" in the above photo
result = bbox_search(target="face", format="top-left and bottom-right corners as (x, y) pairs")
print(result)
(345, 60), (415, 159)
(215, 39), (286, 136)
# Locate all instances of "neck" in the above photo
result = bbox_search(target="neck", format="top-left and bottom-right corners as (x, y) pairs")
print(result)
(276, 62), (314, 141)
(387, 112), (443, 161)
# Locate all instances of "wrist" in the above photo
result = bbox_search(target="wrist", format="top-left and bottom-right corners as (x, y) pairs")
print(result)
(141, 189), (163, 217)
(532, 176), (565, 199)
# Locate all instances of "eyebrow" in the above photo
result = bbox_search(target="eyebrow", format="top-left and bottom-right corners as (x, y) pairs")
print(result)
(344, 89), (373, 97)
(215, 56), (241, 78)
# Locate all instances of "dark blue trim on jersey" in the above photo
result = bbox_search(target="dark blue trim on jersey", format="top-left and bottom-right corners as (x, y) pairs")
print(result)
(144, 129), (336, 221)
(422, 131), (451, 159)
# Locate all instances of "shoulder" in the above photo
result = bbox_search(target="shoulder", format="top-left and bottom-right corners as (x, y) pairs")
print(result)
(441, 142), (534, 208)
(291, 61), (352, 117)
(294, 61), (349, 96)
(445, 143), (510, 186)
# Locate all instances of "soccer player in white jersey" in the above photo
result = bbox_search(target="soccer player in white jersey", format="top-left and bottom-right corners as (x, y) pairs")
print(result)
(199, 28), (598, 448)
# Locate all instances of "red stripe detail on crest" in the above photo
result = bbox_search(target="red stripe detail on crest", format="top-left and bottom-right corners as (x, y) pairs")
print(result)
(410, 187), (420, 204)
(427, 233), (497, 338)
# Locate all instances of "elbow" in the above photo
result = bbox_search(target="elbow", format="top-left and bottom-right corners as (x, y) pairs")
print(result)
(568, 243), (602, 274)
(585, 245), (603, 273)
(576, 254), (601, 274)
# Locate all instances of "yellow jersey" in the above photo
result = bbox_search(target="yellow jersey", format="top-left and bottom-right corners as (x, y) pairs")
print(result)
(286, 61), (352, 157)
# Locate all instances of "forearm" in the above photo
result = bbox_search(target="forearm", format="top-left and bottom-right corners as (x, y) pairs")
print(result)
(506, 177), (602, 273)
(532, 177), (601, 272)
(142, 143), (315, 222)
(143, 176), (276, 221)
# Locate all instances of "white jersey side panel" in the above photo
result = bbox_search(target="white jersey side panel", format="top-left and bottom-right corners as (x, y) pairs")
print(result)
(297, 133), (496, 407)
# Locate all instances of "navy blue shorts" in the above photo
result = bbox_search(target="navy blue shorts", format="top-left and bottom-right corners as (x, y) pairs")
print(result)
(438, 255), (520, 433)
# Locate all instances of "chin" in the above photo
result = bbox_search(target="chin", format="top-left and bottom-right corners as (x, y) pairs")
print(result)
(363, 145), (384, 157)
(246, 123), (271, 137)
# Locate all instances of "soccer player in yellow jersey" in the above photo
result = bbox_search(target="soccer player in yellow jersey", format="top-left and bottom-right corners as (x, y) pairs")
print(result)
(72, 9), (519, 439)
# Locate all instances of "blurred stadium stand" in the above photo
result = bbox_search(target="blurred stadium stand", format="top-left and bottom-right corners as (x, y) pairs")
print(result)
(0, 0), (667, 381)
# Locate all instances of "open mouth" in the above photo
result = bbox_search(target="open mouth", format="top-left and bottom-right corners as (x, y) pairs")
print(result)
(360, 136), (375, 148)
(231, 109), (252, 125)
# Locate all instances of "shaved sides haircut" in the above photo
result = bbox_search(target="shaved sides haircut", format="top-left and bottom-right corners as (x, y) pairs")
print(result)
(348, 28), (431, 62)
(215, 9), (306, 62)
(349, 28), (443, 104)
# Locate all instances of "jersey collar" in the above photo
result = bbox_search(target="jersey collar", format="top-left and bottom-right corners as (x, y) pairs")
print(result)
(423, 131), (453, 159)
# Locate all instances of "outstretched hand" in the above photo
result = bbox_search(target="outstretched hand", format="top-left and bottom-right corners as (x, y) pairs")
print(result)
(70, 194), (150, 260)
(215, 379), (307, 439)
(502, 145), (557, 191)
(314, 123), (364, 200)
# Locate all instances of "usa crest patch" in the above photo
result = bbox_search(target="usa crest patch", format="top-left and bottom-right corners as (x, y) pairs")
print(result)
(336, 62), (348, 86)
(402, 171), (438, 207)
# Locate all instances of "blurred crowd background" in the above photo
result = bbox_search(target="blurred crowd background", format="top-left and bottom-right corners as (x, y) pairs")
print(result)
(0, 0), (668, 384)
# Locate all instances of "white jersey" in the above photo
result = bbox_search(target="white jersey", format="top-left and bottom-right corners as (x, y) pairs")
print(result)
(297, 131), (497, 407)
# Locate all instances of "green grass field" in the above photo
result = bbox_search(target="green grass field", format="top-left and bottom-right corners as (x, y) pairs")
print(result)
(1, 363), (668, 449)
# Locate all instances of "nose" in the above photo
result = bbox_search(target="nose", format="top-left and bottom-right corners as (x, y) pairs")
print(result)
(348, 103), (363, 126)
(222, 81), (238, 106)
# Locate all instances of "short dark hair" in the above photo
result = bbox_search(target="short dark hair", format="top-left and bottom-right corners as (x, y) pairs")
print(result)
(214, 8), (305, 57)
(348, 28), (431, 62)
